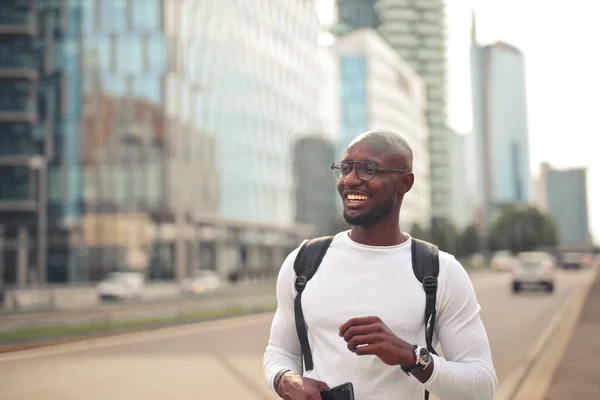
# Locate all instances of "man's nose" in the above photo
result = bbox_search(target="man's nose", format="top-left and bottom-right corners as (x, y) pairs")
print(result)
(343, 167), (362, 186)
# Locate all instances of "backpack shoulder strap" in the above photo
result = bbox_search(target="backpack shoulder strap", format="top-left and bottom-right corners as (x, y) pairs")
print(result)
(411, 238), (440, 400)
(293, 236), (334, 372)
(411, 238), (440, 355)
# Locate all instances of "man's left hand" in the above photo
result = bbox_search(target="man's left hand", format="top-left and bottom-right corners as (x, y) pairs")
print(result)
(339, 316), (416, 367)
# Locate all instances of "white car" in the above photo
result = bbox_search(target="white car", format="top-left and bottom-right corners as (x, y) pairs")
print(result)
(512, 252), (555, 293)
(490, 250), (516, 272)
(97, 272), (144, 301)
(181, 270), (222, 295)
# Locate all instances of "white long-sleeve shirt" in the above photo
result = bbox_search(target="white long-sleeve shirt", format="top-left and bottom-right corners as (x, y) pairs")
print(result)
(263, 231), (497, 400)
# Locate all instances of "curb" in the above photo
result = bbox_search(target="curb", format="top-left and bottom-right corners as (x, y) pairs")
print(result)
(512, 265), (599, 400)
(496, 265), (599, 400)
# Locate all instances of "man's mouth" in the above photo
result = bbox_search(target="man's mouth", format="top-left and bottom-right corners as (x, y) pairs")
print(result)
(346, 193), (370, 203)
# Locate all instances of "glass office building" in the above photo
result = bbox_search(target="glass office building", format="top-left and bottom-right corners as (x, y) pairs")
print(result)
(0, 0), (83, 284)
(471, 30), (532, 232)
(1, 0), (323, 286)
(177, 1), (325, 224)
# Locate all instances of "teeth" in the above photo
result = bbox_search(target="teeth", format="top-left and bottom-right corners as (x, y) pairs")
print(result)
(347, 194), (369, 201)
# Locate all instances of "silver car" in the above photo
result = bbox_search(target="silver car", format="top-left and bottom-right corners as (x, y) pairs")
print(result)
(512, 252), (555, 293)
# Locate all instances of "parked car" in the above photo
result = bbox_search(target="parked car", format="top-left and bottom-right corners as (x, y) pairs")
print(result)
(490, 250), (516, 272)
(512, 252), (555, 293)
(97, 271), (144, 301)
(181, 270), (222, 295)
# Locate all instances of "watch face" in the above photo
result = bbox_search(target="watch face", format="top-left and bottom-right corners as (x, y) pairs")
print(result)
(418, 348), (430, 364)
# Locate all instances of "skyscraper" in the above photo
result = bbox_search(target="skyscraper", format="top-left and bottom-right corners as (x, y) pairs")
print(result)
(537, 163), (591, 248)
(471, 14), (531, 233)
(335, 0), (449, 225)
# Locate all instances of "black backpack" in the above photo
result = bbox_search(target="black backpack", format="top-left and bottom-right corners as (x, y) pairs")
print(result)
(293, 236), (440, 400)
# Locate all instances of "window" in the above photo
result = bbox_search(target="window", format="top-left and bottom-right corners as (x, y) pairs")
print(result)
(83, 35), (111, 71)
(117, 35), (142, 73)
(100, 74), (125, 97)
(145, 162), (161, 207)
(131, 0), (161, 31)
(140, 86), (162, 117)
(144, 34), (166, 74)
(0, 123), (38, 156)
(48, 165), (62, 202)
(100, 0), (126, 32)
(0, 167), (30, 200)
(0, 80), (34, 111)
(0, 36), (35, 68)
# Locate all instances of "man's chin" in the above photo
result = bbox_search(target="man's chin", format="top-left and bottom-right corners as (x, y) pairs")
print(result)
(343, 211), (379, 227)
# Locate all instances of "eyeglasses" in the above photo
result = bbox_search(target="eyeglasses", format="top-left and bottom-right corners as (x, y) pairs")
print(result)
(330, 161), (407, 182)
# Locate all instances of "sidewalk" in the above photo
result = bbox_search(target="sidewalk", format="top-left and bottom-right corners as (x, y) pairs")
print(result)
(544, 267), (600, 399)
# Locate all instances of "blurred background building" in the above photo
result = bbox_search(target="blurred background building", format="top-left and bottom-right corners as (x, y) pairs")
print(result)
(331, 28), (431, 230)
(471, 18), (532, 239)
(293, 135), (337, 236)
(0, 0), (323, 287)
(448, 129), (478, 232)
(536, 163), (592, 251)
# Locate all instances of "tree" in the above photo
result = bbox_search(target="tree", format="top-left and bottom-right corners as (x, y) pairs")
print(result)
(457, 224), (481, 257)
(489, 205), (558, 254)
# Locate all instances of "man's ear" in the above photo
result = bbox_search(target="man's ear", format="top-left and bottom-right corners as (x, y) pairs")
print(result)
(400, 172), (415, 194)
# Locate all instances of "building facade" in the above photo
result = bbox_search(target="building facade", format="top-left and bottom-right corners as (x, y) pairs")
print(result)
(293, 135), (338, 236)
(1, 0), (323, 286)
(331, 28), (431, 230)
(448, 130), (478, 231)
(335, 0), (379, 34)
(471, 33), (532, 231)
(0, 0), (83, 285)
(335, 0), (450, 224)
(168, 0), (325, 224)
(537, 163), (591, 248)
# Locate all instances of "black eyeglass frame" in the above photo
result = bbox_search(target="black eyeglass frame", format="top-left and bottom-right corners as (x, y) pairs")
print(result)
(330, 161), (408, 182)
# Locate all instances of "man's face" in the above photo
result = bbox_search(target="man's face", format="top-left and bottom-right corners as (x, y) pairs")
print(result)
(336, 143), (408, 227)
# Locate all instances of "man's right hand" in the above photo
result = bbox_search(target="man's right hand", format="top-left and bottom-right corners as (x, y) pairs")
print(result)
(277, 371), (330, 400)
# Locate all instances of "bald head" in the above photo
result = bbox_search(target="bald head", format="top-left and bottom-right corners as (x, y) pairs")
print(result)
(348, 130), (413, 172)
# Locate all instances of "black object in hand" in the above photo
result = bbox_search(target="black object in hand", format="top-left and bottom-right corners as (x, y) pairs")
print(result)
(320, 382), (355, 400)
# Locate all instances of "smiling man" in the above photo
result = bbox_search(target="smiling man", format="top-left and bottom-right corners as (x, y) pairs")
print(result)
(263, 130), (497, 400)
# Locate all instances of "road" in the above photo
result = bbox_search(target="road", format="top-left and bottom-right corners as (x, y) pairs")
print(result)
(0, 268), (594, 400)
(0, 282), (277, 332)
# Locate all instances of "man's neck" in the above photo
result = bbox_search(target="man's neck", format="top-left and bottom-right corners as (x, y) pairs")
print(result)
(349, 224), (408, 247)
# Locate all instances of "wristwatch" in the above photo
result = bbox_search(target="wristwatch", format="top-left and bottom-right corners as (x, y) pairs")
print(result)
(401, 345), (431, 375)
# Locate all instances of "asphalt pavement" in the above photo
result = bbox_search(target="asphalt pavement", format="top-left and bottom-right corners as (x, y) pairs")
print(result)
(0, 268), (594, 400)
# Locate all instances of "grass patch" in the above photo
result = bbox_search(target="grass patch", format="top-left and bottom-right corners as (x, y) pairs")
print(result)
(0, 303), (277, 346)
